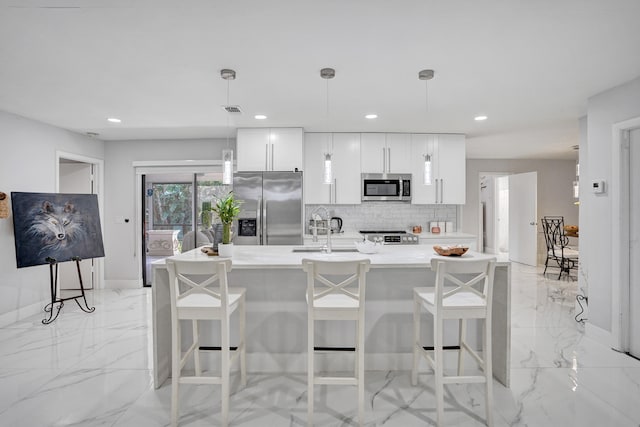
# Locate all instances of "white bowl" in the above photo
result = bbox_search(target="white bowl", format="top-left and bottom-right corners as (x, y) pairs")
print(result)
(354, 241), (381, 254)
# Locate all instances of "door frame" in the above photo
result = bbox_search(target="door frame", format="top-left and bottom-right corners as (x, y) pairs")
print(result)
(133, 160), (224, 285)
(55, 151), (105, 289)
(478, 172), (509, 254)
(611, 116), (640, 352)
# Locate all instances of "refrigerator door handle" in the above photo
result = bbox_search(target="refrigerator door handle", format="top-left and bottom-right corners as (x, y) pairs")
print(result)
(263, 198), (268, 245)
(257, 197), (263, 245)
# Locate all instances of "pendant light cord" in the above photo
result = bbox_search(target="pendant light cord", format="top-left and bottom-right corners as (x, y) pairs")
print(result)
(226, 78), (230, 149)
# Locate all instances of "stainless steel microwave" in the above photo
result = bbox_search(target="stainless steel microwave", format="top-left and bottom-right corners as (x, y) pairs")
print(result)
(361, 173), (412, 202)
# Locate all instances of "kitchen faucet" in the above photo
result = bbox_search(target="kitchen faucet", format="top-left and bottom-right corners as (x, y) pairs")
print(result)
(310, 206), (332, 253)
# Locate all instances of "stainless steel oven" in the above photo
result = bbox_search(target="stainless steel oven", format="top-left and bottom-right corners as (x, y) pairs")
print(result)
(361, 173), (411, 202)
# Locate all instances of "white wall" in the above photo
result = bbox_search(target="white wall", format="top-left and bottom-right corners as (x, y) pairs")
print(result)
(0, 111), (104, 323)
(462, 159), (579, 262)
(584, 75), (640, 333)
(103, 139), (232, 285)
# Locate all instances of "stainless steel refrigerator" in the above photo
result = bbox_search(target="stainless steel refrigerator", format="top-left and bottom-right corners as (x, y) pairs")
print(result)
(233, 171), (303, 245)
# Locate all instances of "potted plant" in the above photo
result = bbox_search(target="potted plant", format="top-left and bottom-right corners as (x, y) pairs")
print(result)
(211, 192), (241, 257)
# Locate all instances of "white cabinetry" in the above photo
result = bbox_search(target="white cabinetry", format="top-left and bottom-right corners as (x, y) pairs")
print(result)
(361, 133), (411, 174)
(410, 134), (466, 204)
(304, 133), (361, 205)
(236, 128), (303, 171)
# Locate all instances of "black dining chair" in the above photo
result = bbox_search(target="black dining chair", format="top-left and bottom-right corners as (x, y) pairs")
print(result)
(541, 216), (579, 279)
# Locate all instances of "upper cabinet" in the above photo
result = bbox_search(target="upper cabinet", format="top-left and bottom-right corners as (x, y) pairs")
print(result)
(236, 128), (303, 172)
(361, 133), (411, 174)
(410, 134), (466, 204)
(304, 133), (361, 205)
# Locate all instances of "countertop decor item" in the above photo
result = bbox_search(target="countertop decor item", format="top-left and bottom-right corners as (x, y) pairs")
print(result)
(433, 244), (469, 256)
(211, 192), (241, 244)
(0, 192), (8, 219)
(200, 246), (218, 256)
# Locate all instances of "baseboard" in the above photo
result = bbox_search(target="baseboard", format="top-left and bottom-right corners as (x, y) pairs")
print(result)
(104, 279), (142, 289)
(0, 299), (47, 327)
(585, 322), (612, 347)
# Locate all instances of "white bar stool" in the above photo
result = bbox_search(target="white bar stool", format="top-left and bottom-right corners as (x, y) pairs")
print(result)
(411, 257), (496, 426)
(302, 258), (371, 427)
(166, 257), (246, 427)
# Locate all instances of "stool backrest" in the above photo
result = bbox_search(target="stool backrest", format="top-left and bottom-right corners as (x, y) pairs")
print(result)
(430, 258), (496, 310)
(166, 257), (233, 316)
(302, 258), (371, 308)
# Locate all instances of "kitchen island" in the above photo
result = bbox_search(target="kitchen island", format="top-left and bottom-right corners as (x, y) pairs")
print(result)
(152, 245), (510, 389)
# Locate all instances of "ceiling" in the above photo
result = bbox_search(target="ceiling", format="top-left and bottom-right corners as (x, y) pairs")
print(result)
(2, 1), (640, 160)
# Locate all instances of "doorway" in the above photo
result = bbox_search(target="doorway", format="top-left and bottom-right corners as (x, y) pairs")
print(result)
(141, 171), (231, 286)
(480, 173), (509, 255)
(629, 127), (640, 358)
(612, 117), (640, 359)
(479, 171), (538, 267)
(56, 152), (104, 290)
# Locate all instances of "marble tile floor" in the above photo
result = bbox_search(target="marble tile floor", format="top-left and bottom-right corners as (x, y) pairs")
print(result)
(1, 263), (640, 426)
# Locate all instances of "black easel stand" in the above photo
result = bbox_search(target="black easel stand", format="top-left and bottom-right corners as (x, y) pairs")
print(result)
(43, 256), (95, 324)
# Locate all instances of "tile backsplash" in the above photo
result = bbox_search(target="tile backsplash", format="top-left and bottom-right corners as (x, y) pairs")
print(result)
(305, 203), (458, 233)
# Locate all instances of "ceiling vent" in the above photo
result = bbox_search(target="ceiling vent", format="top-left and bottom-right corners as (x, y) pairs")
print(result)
(222, 105), (242, 114)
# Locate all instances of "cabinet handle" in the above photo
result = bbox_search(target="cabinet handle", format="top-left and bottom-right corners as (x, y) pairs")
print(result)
(271, 144), (275, 170)
(382, 147), (386, 173)
(440, 179), (444, 204)
(387, 147), (391, 172)
(265, 144), (269, 170)
(334, 178), (337, 204)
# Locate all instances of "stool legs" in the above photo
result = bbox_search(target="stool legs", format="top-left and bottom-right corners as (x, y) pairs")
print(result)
(240, 295), (247, 387)
(357, 317), (365, 425)
(484, 318), (494, 426)
(171, 319), (180, 427)
(411, 297), (420, 386)
(434, 314), (445, 426)
(457, 319), (466, 375)
(307, 312), (314, 426)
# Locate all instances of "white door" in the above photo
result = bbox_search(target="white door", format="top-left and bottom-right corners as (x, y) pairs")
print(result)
(59, 162), (94, 289)
(629, 128), (640, 358)
(508, 172), (538, 266)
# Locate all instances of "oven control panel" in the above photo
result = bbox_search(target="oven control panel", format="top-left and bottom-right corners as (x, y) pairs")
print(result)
(362, 232), (419, 245)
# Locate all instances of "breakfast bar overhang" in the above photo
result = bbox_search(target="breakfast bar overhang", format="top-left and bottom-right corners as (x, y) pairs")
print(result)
(151, 246), (511, 389)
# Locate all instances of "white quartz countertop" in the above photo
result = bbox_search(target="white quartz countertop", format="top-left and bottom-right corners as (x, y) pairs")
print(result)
(153, 245), (508, 270)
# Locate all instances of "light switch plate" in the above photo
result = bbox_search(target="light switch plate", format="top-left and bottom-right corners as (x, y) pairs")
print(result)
(591, 180), (605, 193)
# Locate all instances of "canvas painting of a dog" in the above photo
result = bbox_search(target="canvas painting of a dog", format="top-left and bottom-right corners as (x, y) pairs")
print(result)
(11, 192), (105, 268)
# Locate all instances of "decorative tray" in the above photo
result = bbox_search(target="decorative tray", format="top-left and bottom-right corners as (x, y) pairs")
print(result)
(200, 247), (219, 256)
(433, 245), (469, 257)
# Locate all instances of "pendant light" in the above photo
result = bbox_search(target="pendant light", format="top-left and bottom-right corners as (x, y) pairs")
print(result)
(419, 69), (435, 185)
(423, 154), (433, 185)
(221, 68), (236, 185)
(321, 68), (335, 185)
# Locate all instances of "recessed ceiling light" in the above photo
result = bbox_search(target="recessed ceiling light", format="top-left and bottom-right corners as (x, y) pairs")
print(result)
(254, 114), (267, 120)
(107, 117), (122, 123)
(365, 114), (378, 119)
(474, 115), (488, 121)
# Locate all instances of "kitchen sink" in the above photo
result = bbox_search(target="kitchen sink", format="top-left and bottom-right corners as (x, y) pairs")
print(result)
(292, 247), (359, 253)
